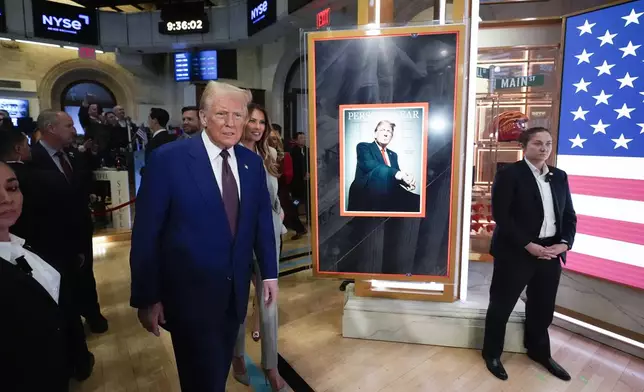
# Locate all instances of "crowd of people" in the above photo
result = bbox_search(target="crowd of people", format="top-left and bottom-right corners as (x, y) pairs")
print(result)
(0, 109), (107, 391)
(0, 81), (311, 392)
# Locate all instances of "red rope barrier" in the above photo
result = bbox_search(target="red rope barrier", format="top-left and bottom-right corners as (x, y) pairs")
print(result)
(91, 198), (136, 216)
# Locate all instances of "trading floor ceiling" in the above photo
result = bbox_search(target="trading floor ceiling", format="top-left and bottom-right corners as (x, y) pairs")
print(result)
(54, 0), (228, 14)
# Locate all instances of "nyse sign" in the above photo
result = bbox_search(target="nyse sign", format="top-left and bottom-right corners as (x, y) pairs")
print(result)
(32, 0), (98, 46)
(42, 13), (90, 33)
(250, 1), (268, 23)
(247, 0), (276, 36)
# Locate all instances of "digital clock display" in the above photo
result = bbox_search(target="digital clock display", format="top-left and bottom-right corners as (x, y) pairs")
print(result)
(159, 17), (209, 35)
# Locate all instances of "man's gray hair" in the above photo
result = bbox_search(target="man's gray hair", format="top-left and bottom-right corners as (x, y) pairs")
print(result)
(199, 81), (252, 112)
(37, 109), (60, 130)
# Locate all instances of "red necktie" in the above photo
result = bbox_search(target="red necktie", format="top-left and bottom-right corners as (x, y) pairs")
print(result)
(381, 148), (390, 166)
(220, 149), (239, 236)
(55, 151), (73, 182)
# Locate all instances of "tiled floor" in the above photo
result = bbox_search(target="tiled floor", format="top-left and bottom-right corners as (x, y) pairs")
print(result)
(73, 239), (644, 392)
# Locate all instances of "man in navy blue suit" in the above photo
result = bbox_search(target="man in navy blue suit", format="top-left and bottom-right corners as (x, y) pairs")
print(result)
(347, 120), (419, 212)
(130, 81), (278, 392)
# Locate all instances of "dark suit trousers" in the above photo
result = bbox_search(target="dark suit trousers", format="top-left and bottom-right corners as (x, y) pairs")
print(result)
(78, 242), (101, 319)
(482, 239), (562, 360)
(170, 296), (240, 392)
(278, 186), (306, 234)
(58, 266), (92, 373)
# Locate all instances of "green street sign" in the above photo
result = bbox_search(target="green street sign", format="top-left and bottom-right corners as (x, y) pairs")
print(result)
(495, 74), (545, 89)
(476, 67), (490, 79)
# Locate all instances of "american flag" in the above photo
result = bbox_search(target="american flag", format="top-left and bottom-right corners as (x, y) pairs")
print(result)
(557, 0), (644, 289)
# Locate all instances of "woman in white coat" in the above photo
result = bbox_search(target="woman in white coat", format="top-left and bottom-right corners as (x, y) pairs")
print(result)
(232, 103), (286, 391)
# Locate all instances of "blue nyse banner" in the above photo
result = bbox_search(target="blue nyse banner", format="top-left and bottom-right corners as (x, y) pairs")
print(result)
(32, 0), (99, 46)
(247, 0), (276, 36)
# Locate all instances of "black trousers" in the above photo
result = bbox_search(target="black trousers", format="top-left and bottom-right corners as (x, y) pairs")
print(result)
(59, 267), (92, 375)
(482, 239), (562, 360)
(278, 187), (307, 234)
(77, 243), (101, 319)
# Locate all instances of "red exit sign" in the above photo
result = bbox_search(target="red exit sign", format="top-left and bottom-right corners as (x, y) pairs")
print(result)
(316, 8), (330, 28)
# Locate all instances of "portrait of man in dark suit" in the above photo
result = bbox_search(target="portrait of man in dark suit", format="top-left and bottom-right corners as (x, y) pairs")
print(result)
(341, 104), (428, 217)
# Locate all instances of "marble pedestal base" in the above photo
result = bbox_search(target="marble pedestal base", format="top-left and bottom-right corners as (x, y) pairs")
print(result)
(342, 271), (527, 352)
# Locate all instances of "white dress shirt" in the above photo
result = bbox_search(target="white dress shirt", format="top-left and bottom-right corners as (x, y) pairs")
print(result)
(201, 131), (241, 199)
(525, 158), (557, 238)
(201, 133), (277, 281)
(0, 234), (61, 304)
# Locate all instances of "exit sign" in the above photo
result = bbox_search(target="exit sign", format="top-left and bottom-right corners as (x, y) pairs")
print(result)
(317, 7), (330, 28)
(495, 74), (544, 89)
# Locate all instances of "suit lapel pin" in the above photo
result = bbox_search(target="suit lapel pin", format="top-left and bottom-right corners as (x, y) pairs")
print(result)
(244, 164), (248, 169)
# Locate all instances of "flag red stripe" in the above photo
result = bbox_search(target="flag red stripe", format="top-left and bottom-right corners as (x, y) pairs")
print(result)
(569, 175), (644, 202)
(565, 252), (644, 290)
(576, 215), (644, 246)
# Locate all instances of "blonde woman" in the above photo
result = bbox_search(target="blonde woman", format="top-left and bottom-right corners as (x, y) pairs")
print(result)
(232, 103), (286, 392)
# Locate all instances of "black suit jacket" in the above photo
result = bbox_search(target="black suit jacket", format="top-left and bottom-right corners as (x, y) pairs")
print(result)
(145, 131), (177, 163)
(0, 257), (69, 392)
(290, 145), (308, 180)
(18, 143), (95, 271)
(489, 160), (577, 263)
(347, 141), (419, 212)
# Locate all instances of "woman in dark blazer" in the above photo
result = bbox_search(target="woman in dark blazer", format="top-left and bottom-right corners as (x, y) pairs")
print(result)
(482, 127), (577, 382)
(0, 161), (70, 392)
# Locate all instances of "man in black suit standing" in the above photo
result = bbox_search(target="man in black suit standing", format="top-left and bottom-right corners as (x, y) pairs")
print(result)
(347, 120), (418, 212)
(27, 110), (98, 380)
(482, 127), (577, 381)
(144, 108), (175, 163)
(290, 131), (309, 220)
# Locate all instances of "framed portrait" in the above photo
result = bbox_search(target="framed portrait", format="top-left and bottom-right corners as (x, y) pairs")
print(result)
(306, 24), (467, 286)
(339, 103), (429, 218)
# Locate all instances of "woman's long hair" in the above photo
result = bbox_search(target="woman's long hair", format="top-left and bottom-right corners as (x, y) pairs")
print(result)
(267, 129), (285, 162)
(246, 103), (280, 177)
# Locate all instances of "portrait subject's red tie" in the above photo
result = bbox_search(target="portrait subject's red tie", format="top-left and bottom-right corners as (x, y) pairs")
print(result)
(381, 148), (390, 166)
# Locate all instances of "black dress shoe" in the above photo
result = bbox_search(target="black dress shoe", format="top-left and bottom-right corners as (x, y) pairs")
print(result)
(87, 314), (109, 334)
(73, 352), (95, 381)
(528, 354), (571, 381)
(483, 356), (508, 380)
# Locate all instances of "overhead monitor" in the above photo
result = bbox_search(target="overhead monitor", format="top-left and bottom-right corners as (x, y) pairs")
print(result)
(31, 0), (99, 46)
(0, 98), (29, 126)
(173, 50), (218, 82)
(158, 1), (209, 35)
(247, 0), (276, 36)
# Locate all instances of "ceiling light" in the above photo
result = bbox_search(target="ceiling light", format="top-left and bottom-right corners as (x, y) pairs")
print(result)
(15, 39), (60, 48)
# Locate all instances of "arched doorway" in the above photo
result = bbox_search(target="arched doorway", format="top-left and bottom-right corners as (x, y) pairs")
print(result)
(61, 81), (117, 135)
(282, 57), (307, 145)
